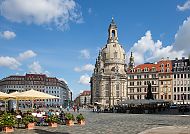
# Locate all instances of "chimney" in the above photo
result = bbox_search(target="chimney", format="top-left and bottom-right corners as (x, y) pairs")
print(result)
(182, 57), (185, 60)
(175, 58), (178, 60)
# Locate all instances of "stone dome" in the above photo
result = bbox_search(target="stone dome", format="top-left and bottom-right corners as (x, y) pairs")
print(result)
(101, 42), (126, 64)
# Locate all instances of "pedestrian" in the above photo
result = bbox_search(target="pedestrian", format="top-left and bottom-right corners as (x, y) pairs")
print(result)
(67, 105), (70, 112)
(77, 105), (80, 113)
(73, 105), (76, 112)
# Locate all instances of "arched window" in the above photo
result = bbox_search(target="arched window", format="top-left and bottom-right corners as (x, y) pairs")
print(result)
(112, 30), (115, 39)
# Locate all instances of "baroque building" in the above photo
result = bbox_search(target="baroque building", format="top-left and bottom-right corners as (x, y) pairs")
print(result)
(157, 58), (173, 101)
(172, 57), (190, 104)
(127, 63), (159, 100)
(0, 73), (71, 107)
(90, 18), (128, 107)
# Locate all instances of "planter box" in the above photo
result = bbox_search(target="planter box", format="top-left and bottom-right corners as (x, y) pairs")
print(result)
(3, 127), (14, 133)
(66, 120), (74, 126)
(48, 122), (58, 128)
(78, 120), (85, 125)
(25, 122), (35, 129)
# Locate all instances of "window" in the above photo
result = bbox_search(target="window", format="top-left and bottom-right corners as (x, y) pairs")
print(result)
(161, 81), (163, 85)
(161, 64), (164, 67)
(188, 94), (190, 100)
(137, 68), (141, 72)
(168, 95), (171, 100)
(137, 75), (141, 79)
(177, 87), (180, 92)
(181, 87), (183, 92)
(144, 81), (146, 85)
(177, 95), (180, 100)
(152, 81), (154, 85)
(167, 63), (170, 67)
(152, 67), (156, 72)
(130, 82), (134, 86)
(177, 74), (180, 78)
(130, 75), (134, 79)
(130, 88), (134, 93)
(144, 68), (149, 72)
(174, 95), (176, 100)
(181, 74), (183, 78)
(184, 87), (187, 92)
(161, 69), (164, 72)
(174, 87), (176, 92)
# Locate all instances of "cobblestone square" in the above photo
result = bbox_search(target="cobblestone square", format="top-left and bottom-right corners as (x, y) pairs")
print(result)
(2, 110), (190, 134)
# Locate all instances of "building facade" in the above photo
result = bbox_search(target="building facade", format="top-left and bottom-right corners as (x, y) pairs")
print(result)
(91, 18), (128, 107)
(74, 91), (91, 106)
(157, 59), (173, 101)
(0, 74), (71, 107)
(172, 57), (190, 104)
(127, 62), (159, 100)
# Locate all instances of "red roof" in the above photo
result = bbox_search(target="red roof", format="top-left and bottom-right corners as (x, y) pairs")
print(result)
(80, 90), (91, 96)
(128, 63), (159, 73)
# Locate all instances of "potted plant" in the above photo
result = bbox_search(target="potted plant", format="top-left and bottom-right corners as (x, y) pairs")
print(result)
(76, 113), (85, 125)
(22, 114), (37, 129)
(0, 112), (16, 133)
(65, 113), (75, 126)
(45, 115), (59, 127)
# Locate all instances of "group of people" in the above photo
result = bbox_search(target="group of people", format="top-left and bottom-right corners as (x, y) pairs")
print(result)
(66, 105), (80, 113)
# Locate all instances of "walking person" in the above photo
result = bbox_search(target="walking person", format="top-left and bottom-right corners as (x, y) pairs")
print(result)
(77, 105), (80, 113)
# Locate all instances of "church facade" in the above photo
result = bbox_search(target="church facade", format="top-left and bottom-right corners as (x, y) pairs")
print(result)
(90, 18), (128, 107)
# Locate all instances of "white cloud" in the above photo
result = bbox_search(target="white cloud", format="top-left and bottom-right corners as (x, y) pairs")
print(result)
(74, 64), (94, 72)
(78, 74), (90, 85)
(44, 70), (51, 76)
(0, 56), (21, 69)
(129, 31), (184, 65)
(173, 17), (190, 56)
(0, 30), (16, 39)
(0, 50), (37, 70)
(0, 0), (83, 30)
(177, 0), (190, 11)
(17, 50), (37, 61)
(80, 49), (90, 59)
(28, 61), (43, 73)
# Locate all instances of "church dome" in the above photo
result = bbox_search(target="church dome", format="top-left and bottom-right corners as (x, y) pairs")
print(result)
(101, 18), (126, 64)
(101, 43), (126, 64)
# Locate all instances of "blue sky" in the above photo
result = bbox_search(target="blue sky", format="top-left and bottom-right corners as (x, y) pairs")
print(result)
(0, 0), (190, 98)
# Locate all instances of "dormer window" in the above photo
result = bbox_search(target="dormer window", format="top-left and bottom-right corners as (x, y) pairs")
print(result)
(137, 68), (141, 72)
(152, 67), (156, 72)
(144, 67), (148, 72)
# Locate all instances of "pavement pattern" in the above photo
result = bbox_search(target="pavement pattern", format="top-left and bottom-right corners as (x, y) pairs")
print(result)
(1, 110), (190, 134)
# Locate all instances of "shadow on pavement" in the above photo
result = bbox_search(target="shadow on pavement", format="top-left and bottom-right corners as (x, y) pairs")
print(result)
(34, 129), (70, 134)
